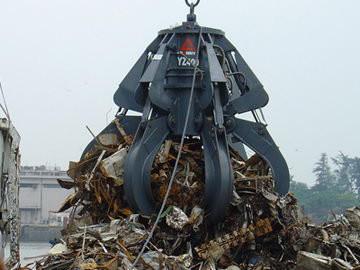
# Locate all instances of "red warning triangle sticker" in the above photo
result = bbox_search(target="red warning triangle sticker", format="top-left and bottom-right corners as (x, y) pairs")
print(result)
(180, 37), (196, 52)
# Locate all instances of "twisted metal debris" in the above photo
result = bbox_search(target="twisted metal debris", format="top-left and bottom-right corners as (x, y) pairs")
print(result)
(22, 120), (360, 270)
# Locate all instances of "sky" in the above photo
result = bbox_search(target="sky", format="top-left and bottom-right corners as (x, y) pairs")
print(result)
(0, 0), (359, 185)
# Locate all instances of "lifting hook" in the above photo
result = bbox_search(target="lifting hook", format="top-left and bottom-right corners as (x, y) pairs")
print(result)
(185, 0), (200, 22)
(185, 0), (200, 7)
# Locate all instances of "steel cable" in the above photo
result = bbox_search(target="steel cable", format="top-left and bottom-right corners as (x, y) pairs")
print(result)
(0, 82), (11, 121)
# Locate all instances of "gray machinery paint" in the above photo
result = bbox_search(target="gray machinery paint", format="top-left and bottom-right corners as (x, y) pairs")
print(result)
(83, 1), (290, 223)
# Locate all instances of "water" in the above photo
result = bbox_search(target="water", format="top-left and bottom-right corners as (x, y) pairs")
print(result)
(5, 242), (51, 265)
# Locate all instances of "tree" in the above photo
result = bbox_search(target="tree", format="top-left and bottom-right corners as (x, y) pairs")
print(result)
(332, 152), (353, 193)
(291, 153), (359, 223)
(290, 179), (310, 202)
(349, 157), (360, 198)
(312, 153), (335, 192)
(305, 189), (358, 222)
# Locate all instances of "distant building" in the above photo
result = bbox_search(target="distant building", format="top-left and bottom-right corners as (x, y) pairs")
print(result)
(19, 166), (71, 225)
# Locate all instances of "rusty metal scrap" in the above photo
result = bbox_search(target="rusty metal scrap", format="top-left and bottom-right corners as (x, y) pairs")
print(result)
(195, 218), (273, 260)
(22, 121), (360, 270)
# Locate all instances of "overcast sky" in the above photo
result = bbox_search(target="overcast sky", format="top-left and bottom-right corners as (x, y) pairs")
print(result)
(0, 0), (359, 185)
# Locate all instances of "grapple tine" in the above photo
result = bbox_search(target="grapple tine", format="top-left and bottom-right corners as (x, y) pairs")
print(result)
(114, 36), (163, 113)
(228, 136), (248, 160)
(226, 86), (269, 115)
(202, 118), (233, 223)
(114, 51), (149, 113)
(225, 49), (269, 114)
(230, 118), (290, 195)
(214, 37), (269, 114)
(124, 116), (170, 215)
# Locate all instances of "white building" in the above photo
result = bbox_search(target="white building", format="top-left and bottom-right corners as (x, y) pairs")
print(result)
(19, 166), (72, 225)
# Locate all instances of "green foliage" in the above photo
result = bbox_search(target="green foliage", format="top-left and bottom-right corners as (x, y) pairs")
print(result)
(349, 157), (360, 197)
(290, 180), (310, 202)
(312, 153), (335, 191)
(305, 190), (358, 222)
(332, 152), (353, 193)
(290, 152), (360, 223)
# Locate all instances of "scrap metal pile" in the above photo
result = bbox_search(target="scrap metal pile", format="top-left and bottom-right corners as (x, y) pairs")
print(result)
(24, 125), (360, 270)
(22, 1), (360, 269)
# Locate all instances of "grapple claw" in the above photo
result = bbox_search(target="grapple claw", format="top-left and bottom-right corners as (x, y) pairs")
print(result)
(84, 7), (290, 224)
(229, 118), (290, 195)
(202, 119), (233, 223)
(124, 116), (170, 215)
(226, 86), (269, 115)
(114, 36), (164, 113)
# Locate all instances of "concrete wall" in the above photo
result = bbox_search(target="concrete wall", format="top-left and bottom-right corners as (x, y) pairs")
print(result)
(19, 168), (71, 225)
(20, 225), (62, 242)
